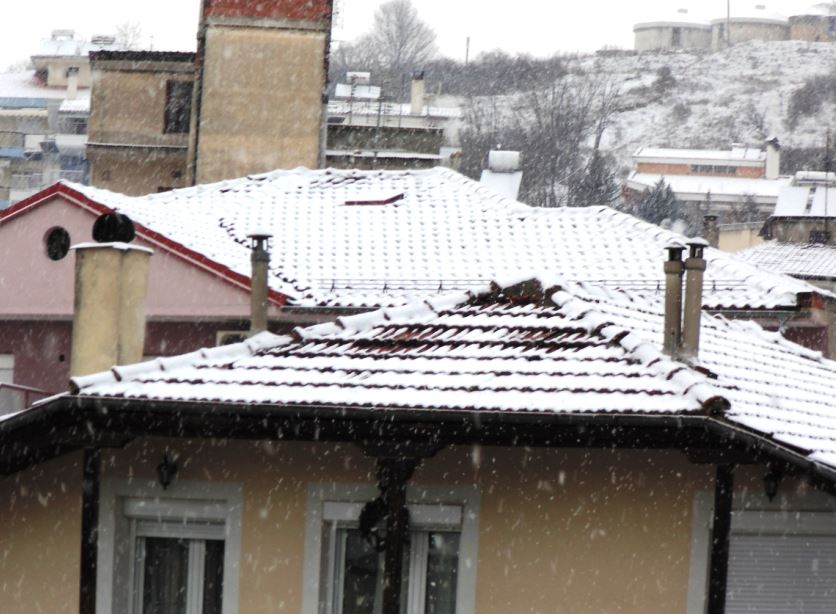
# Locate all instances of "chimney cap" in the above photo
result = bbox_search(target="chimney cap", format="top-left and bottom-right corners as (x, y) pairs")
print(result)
(665, 240), (686, 250)
(247, 230), (273, 240)
(687, 237), (710, 247)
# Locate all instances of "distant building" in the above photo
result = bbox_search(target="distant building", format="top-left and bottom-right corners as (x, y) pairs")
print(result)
(0, 30), (114, 208)
(325, 73), (461, 170)
(87, 0), (332, 194)
(710, 5), (789, 49)
(633, 9), (711, 51)
(789, 5), (836, 42)
(625, 140), (788, 219)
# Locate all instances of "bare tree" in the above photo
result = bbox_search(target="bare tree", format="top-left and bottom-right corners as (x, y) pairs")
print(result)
(115, 21), (144, 51)
(348, 0), (437, 93)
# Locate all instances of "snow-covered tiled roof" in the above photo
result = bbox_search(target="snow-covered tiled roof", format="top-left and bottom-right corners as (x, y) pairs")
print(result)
(634, 8), (711, 29)
(628, 171), (791, 200)
(56, 167), (821, 310)
(709, 4), (788, 25)
(633, 146), (766, 164)
(59, 98), (90, 114)
(70, 278), (836, 471)
(739, 242), (836, 281)
(0, 72), (87, 103)
(773, 186), (836, 217)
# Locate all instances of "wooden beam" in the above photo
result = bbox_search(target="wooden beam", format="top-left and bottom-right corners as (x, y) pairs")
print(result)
(79, 448), (101, 614)
(707, 464), (735, 614)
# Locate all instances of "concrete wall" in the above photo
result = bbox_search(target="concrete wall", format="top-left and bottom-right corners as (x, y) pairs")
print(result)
(634, 26), (711, 51)
(88, 59), (193, 193)
(718, 223), (765, 252)
(1, 437), (830, 614)
(790, 16), (836, 42)
(0, 452), (84, 614)
(766, 218), (836, 244)
(712, 21), (790, 49)
(194, 26), (326, 183)
(32, 57), (93, 88)
(87, 146), (188, 195)
(327, 124), (444, 155)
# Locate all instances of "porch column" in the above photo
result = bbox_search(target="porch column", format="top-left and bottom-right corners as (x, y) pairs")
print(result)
(378, 457), (419, 614)
(79, 447), (101, 614)
(707, 464), (735, 614)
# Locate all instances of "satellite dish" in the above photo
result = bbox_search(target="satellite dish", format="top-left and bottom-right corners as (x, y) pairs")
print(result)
(92, 213), (136, 243)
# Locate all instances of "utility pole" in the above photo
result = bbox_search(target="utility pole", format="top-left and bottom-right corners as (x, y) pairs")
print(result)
(726, 0), (732, 48)
(465, 36), (471, 65)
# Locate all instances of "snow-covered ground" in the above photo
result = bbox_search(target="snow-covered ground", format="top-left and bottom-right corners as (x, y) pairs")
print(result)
(584, 41), (836, 173)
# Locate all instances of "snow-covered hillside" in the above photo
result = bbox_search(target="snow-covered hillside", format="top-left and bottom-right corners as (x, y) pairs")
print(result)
(586, 40), (836, 173)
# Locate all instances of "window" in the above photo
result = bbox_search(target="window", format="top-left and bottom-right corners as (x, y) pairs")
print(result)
(44, 226), (71, 261)
(672, 27), (682, 48)
(687, 489), (836, 614)
(97, 480), (242, 614)
(164, 80), (193, 134)
(0, 354), (12, 384)
(303, 484), (479, 614)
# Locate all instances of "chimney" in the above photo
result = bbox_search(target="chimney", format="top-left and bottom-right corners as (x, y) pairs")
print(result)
(680, 238), (708, 361)
(410, 71), (425, 115)
(70, 215), (152, 378)
(702, 215), (719, 248)
(66, 66), (79, 100)
(663, 242), (685, 357)
(765, 137), (781, 180)
(248, 232), (272, 334)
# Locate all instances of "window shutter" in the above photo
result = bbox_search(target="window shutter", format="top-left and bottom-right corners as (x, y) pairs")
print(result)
(727, 534), (836, 613)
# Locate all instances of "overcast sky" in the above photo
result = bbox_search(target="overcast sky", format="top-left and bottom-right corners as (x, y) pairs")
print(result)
(0, 0), (813, 70)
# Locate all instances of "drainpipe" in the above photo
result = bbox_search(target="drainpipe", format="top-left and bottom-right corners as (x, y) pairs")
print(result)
(79, 447), (101, 614)
(663, 242), (685, 357)
(707, 464), (735, 614)
(248, 232), (272, 335)
(680, 238), (708, 361)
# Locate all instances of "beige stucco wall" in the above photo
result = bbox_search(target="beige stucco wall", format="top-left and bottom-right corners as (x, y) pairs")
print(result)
(711, 21), (790, 49)
(194, 26), (326, 183)
(718, 225), (765, 252)
(87, 145), (188, 195)
(0, 452), (83, 614)
(2, 437), (830, 614)
(790, 17), (836, 42)
(634, 26), (711, 51)
(32, 57), (93, 88)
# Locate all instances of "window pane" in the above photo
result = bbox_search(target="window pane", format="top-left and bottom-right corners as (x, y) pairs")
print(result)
(425, 533), (459, 614)
(339, 529), (409, 614)
(203, 540), (225, 614)
(142, 537), (189, 614)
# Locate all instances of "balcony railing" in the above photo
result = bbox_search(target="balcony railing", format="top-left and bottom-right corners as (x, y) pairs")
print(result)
(0, 383), (50, 416)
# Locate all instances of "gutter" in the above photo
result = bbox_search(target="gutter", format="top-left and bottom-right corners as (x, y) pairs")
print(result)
(4, 395), (836, 493)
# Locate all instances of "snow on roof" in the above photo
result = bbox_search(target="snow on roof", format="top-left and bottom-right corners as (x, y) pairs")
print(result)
(58, 98), (90, 114)
(709, 5), (788, 25)
(51, 167), (819, 311)
(790, 5), (836, 18)
(479, 169), (523, 201)
(739, 242), (836, 281)
(633, 146), (766, 164)
(634, 8), (711, 29)
(327, 100), (462, 119)
(0, 72), (86, 103)
(70, 278), (836, 471)
(628, 172), (791, 200)
(33, 34), (117, 58)
(773, 186), (836, 217)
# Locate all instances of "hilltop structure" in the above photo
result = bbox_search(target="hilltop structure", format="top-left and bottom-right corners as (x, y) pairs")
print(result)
(634, 4), (835, 51)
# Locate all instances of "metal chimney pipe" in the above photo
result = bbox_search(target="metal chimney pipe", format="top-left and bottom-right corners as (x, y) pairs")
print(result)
(680, 238), (709, 360)
(663, 242), (685, 357)
(248, 232), (272, 334)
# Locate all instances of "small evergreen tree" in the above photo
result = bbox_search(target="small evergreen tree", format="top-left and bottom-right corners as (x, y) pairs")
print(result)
(571, 152), (620, 207)
(633, 178), (679, 225)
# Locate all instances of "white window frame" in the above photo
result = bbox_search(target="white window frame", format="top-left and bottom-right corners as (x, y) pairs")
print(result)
(686, 487), (836, 614)
(302, 483), (480, 614)
(96, 478), (242, 614)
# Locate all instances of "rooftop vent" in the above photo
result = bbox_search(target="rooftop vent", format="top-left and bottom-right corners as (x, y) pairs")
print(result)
(91, 35), (117, 46)
(344, 193), (405, 206)
(51, 29), (75, 40)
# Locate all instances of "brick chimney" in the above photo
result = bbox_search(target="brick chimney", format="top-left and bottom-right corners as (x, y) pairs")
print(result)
(248, 232), (272, 334)
(663, 242), (685, 356)
(70, 242), (152, 378)
(410, 71), (426, 115)
(680, 238), (708, 361)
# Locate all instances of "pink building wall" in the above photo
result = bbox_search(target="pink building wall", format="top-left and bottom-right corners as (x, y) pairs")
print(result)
(0, 194), (288, 393)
